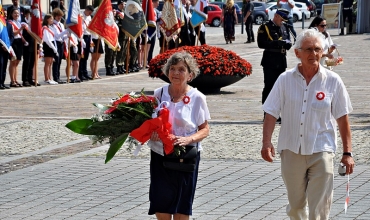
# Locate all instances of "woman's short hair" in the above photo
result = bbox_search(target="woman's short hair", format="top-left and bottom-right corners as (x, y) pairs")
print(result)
(293, 29), (325, 51)
(42, 14), (53, 26)
(162, 51), (200, 82)
(52, 8), (64, 17)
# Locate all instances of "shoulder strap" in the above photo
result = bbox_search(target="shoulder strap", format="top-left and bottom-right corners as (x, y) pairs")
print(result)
(159, 87), (164, 102)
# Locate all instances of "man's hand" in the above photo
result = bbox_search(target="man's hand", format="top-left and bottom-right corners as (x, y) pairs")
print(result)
(341, 155), (355, 175)
(261, 142), (275, 162)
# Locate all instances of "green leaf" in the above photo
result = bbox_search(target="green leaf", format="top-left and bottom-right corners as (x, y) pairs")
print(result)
(105, 133), (129, 164)
(65, 119), (94, 135)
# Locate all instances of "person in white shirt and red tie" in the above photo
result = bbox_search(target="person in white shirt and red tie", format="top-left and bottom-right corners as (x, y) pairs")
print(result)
(51, 8), (68, 84)
(261, 29), (355, 219)
(42, 14), (59, 85)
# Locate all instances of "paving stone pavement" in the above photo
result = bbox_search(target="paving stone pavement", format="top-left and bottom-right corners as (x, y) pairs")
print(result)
(0, 26), (370, 219)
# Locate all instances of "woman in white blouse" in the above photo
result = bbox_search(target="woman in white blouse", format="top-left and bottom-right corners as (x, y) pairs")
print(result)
(42, 14), (59, 85)
(7, 8), (27, 87)
(308, 16), (336, 69)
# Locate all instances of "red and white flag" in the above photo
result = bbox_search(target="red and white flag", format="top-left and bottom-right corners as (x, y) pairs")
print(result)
(30, 0), (42, 43)
(88, 0), (119, 50)
(142, 0), (156, 40)
(66, 0), (83, 38)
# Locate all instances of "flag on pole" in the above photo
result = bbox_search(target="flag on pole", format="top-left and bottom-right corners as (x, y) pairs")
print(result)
(29, 0), (42, 43)
(88, 0), (119, 50)
(190, 0), (208, 28)
(158, 0), (180, 42)
(66, 0), (83, 38)
(0, 5), (11, 52)
(121, 0), (147, 39)
(142, 0), (156, 40)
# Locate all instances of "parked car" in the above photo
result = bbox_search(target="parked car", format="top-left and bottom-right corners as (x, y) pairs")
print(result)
(235, 1), (269, 25)
(295, 2), (311, 19)
(205, 4), (223, 27)
(267, 0), (316, 17)
(313, 0), (324, 15)
(266, 2), (303, 22)
(210, 1), (243, 24)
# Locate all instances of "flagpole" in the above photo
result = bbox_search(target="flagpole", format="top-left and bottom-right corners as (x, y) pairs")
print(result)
(143, 33), (148, 70)
(34, 42), (38, 87)
(66, 38), (71, 83)
(126, 38), (130, 74)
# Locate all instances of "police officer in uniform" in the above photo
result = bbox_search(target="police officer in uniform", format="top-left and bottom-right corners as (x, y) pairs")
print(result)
(257, 9), (292, 120)
(115, 0), (129, 74)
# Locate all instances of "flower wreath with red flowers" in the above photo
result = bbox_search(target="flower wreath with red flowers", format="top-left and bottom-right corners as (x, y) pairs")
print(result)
(148, 45), (252, 78)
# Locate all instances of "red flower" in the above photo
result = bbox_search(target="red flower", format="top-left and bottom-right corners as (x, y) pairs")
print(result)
(148, 45), (252, 78)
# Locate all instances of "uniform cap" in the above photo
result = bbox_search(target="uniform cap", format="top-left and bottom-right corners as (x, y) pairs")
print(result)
(276, 8), (289, 21)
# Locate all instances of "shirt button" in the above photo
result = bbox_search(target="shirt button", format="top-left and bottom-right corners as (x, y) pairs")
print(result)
(300, 135), (303, 137)
(301, 123), (303, 125)
(302, 112), (304, 114)
(304, 100), (306, 102)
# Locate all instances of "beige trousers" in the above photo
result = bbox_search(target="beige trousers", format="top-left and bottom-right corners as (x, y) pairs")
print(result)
(281, 150), (335, 220)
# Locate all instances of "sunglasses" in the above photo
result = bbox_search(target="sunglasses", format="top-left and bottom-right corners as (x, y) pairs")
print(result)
(319, 24), (327, 27)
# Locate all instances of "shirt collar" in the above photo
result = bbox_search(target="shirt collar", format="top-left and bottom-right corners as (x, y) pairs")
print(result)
(294, 64), (326, 82)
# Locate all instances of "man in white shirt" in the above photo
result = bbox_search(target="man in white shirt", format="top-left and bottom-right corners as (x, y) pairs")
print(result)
(277, 0), (296, 40)
(261, 29), (355, 219)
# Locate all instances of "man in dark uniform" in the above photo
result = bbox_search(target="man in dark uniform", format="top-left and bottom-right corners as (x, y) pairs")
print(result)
(257, 9), (292, 120)
(115, 0), (129, 74)
(339, 0), (354, 35)
(243, 0), (254, 43)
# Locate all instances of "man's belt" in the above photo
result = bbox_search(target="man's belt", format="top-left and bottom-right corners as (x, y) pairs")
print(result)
(265, 48), (286, 53)
(343, 7), (352, 10)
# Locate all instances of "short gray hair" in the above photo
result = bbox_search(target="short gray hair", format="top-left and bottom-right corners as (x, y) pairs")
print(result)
(162, 51), (200, 82)
(293, 29), (325, 50)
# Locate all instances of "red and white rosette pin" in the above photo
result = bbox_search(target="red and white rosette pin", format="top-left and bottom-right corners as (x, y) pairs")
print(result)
(316, 92), (325, 101)
(182, 96), (190, 104)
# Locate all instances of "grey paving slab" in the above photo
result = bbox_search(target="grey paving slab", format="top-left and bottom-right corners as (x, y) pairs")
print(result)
(1, 155), (370, 219)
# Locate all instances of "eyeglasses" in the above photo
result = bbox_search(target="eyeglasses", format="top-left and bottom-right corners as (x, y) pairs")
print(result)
(299, 47), (323, 54)
(319, 24), (327, 27)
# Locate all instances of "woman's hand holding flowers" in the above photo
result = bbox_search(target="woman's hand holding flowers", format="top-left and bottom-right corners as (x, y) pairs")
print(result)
(174, 136), (193, 147)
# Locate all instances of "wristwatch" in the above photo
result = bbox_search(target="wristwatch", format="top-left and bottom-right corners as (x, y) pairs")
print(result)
(343, 152), (353, 157)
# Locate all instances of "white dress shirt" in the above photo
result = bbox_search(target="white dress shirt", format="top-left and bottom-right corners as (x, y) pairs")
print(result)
(82, 13), (92, 35)
(42, 25), (57, 53)
(263, 65), (352, 155)
(51, 20), (66, 42)
(8, 20), (22, 39)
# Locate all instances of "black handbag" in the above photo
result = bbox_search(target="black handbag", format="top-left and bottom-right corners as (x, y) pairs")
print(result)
(163, 145), (198, 172)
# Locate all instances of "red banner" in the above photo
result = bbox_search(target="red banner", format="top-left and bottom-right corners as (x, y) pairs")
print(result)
(30, 0), (42, 43)
(87, 0), (119, 49)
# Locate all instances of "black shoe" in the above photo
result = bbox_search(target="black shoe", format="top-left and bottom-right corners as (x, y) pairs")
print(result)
(84, 75), (92, 80)
(244, 41), (251, 44)
(70, 79), (81, 83)
(339, 32), (344, 35)
(251, 40), (255, 42)
(0, 85), (4, 90)
(276, 117), (282, 124)
(57, 80), (66, 84)
(22, 81), (32, 87)
(29, 81), (40, 86)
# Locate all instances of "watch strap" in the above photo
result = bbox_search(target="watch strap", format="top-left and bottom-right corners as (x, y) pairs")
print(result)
(343, 152), (353, 157)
